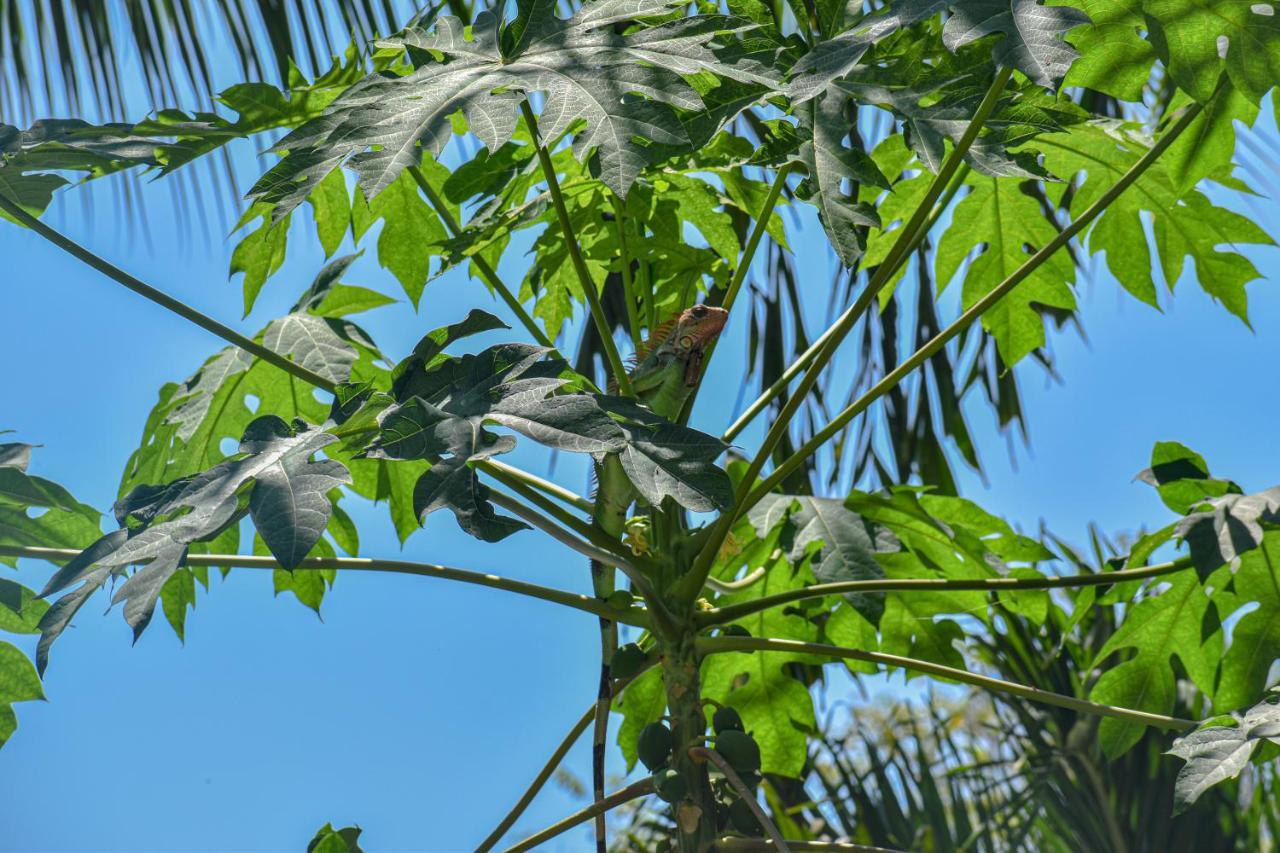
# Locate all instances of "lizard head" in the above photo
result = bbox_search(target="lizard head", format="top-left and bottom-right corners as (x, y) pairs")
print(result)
(628, 304), (729, 405)
(668, 304), (728, 388)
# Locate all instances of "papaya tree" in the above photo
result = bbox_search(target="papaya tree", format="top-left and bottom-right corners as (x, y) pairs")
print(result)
(2, 0), (1280, 850)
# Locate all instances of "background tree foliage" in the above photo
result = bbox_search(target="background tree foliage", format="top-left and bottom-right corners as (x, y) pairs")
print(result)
(3, 0), (1280, 849)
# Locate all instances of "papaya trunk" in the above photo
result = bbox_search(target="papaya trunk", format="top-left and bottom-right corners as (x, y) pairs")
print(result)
(661, 626), (718, 851)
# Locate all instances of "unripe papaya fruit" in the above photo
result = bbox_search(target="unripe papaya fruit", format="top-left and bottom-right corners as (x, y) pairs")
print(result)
(714, 729), (761, 774)
(653, 768), (688, 803)
(637, 722), (673, 771)
(712, 706), (744, 734)
(727, 796), (763, 835)
(610, 643), (646, 679)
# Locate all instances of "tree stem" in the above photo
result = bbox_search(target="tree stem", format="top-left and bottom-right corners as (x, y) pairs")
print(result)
(1, 545), (649, 627)
(0, 193), (337, 393)
(679, 67), (1015, 602)
(680, 162), (794, 423)
(406, 164), (561, 355)
(689, 746), (790, 852)
(699, 557), (1195, 626)
(744, 85), (1218, 507)
(520, 100), (635, 397)
(611, 194), (644, 348)
(476, 660), (659, 852)
(697, 637), (1197, 729)
(501, 778), (654, 853)
(479, 458), (591, 513)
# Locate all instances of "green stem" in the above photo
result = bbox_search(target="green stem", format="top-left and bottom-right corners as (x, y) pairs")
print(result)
(476, 660), (659, 852)
(719, 128), (976, 445)
(699, 557), (1195, 627)
(0, 194), (337, 394)
(679, 163), (794, 423)
(479, 458), (591, 513)
(678, 67), (1015, 602)
(745, 85), (1218, 508)
(611, 194), (644, 348)
(723, 163), (794, 318)
(698, 637), (1197, 729)
(520, 101), (635, 397)
(501, 778), (655, 853)
(2, 545), (649, 627)
(407, 164), (560, 355)
(689, 747), (791, 852)
(638, 244), (657, 331)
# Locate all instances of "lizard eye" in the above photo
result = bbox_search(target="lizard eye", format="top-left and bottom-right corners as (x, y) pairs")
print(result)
(679, 334), (695, 348)
(691, 305), (706, 317)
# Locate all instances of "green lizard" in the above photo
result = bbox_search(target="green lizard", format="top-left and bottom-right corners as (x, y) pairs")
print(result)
(588, 303), (727, 847)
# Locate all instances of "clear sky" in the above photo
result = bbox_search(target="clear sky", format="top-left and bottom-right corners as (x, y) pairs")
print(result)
(3, 39), (1280, 853)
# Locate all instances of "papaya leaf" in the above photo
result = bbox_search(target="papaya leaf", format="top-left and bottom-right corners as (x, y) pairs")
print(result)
(1061, 0), (1156, 101)
(1169, 689), (1280, 814)
(0, 641), (43, 747)
(1176, 486), (1280, 576)
(253, 0), (764, 214)
(602, 396), (733, 512)
(934, 174), (1076, 365)
(938, 0), (1090, 89)
(794, 89), (885, 266)
(1037, 122), (1272, 318)
(1143, 0), (1280, 103)
(307, 823), (364, 853)
(1136, 441), (1240, 515)
(1212, 536), (1280, 711)
(749, 494), (888, 624)
(38, 417), (349, 669)
(1088, 571), (1220, 757)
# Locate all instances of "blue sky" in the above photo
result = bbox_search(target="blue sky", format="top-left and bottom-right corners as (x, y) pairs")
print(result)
(4, 36), (1280, 853)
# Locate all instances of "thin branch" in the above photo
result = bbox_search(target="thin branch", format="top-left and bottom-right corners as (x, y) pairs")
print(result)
(406, 164), (565, 355)
(479, 706), (595, 853)
(698, 637), (1198, 729)
(678, 67), (1015, 602)
(520, 100), (634, 397)
(705, 566), (768, 594)
(681, 162), (795, 423)
(699, 557), (1195, 627)
(476, 659), (659, 853)
(690, 746), (790, 852)
(1, 545), (649, 627)
(486, 490), (633, 576)
(0, 194), (337, 393)
(501, 777), (655, 853)
(744, 82), (1221, 507)
(713, 840), (903, 853)
(611, 194), (644, 348)
(479, 458), (592, 513)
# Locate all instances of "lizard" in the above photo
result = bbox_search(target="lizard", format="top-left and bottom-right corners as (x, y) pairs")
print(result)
(587, 302), (728, 849)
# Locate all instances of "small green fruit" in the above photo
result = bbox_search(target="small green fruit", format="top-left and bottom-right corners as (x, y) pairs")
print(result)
(653, 768), (688, 803)
(727, 797), (763, 835)
(714, 729), (761, 774)
(606, 589), (635, 610)
(712, 706), (744, 734)
(637, 723), (673, 771)
(610, 643), (646, 679)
